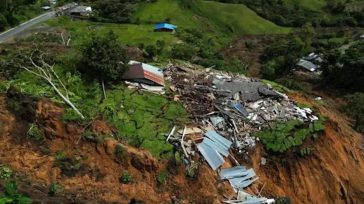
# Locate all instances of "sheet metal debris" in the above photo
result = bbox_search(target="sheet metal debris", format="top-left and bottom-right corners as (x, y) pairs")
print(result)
(164, 63), (318, 154)
(162, 63), (317, 203)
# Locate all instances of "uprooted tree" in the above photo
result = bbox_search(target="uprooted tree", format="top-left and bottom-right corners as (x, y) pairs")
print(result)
(20, 52), (85, 119)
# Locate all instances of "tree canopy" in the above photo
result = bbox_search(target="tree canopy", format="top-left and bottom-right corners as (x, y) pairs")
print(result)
(345, 93), (364, 133)
(78, 31), (129, 84)
(322, 41), (364, 92)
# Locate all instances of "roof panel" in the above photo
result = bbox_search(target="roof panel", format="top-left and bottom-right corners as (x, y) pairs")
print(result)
(197, 140), (225, 170)
(205, 130), (232, 149)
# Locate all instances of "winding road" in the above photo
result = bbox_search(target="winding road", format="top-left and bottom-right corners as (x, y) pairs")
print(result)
(0, 11), (55, 43)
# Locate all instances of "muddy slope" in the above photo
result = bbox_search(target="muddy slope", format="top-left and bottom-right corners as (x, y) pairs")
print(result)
(0, 93), (233, 203)
(251, 93), (364, 204)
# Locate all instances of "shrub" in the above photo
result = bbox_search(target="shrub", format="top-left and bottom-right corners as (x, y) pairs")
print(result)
(299, 147), (313, 157)
(156, 171), (168, 186)
(119, 171), (132, 184)
(171, 43), (198, 60)
(54, 152), (83, 177)
(26, 123), (45, 141)
(48, 182), (60, 196)
(0, 181), (32, 204)
(0, 166), (12, 180)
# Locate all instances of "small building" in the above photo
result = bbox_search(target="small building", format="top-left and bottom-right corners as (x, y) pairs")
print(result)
(69, 6), (92, 17)
(304, 52), (323, 64)
(122, 61), (165, 86)
(42, 6), (51, 10)
(49, 0), (57, 5)
(296, 59), (319, 72)
(154, 23), (177, 32)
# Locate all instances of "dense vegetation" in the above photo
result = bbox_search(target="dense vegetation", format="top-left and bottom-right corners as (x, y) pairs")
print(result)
(256, 116), (325, 153)
(322, 40), (364, 92)
(261, 23), (314, 79)
(216, 0), (364, 27)
(78, 31), (129, 85)
(0, 0), (44, 31)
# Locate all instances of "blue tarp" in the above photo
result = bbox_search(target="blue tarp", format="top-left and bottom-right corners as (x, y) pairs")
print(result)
(154, 23), (177, 30)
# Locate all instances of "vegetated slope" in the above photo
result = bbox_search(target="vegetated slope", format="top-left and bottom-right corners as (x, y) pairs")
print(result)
(283, 0), (326, 12)
(45, 17), (178, 46)
(135, 0), (291, 36)
(251, 92), (364, 203)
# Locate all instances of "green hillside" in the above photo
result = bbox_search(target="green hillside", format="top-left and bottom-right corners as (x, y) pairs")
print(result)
(284, 0), (326, 12)
(136, 0), (291, 36)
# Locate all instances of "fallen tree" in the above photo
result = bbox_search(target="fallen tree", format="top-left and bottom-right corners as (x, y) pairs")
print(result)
(20, 52), (85, 119)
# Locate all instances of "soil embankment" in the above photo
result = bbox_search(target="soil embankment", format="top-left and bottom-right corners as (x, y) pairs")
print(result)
(250, 92), (364, 204)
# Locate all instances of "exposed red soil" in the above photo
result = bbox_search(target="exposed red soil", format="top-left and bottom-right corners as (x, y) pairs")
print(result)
(0, 95), (233, 203)
(219, 34), (286, 77)
(247, 92), (364, 204)
(1, 84), (364, 203)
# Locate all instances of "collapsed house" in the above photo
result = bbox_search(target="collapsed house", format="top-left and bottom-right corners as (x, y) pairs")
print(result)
(56, 3), (92, 17)
(68, 6), (93, 17)
(296, 59), (318, 72)
(295, 52), (323, 72)
(122, 61), (165, 94)
(164, 63), (319, 203)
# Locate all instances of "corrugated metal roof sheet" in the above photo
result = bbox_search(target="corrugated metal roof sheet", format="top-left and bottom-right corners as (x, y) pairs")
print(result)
(296, 59), (318, 72)
(204, 137), (230, 157)
(229, 177), (259, 190)
(219, 166), (247, 179)
(205, 130), (232, 149)
(197, 140), (225, 170)
(124, 61), (165, 86)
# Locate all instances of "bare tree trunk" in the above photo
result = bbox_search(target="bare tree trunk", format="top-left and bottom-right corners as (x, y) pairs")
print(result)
(102, 79), (107, 99)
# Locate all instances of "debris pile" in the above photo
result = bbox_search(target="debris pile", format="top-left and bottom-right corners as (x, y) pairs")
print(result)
(164, 63), (320, 203)
(165, 63), (318, 153)
(219, 166), (258, 190)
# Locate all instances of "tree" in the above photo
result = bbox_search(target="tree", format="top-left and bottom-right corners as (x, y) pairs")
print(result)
(322, 41), (364, 92)
(0, 14), (8, 32)
(300, 22), (315, 52)
(79, 31), (129, 98)
(345, 93), (364, 133)
(92, 0), (138, 23)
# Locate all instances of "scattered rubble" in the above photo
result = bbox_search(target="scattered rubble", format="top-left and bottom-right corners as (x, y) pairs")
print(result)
(165, 63), (318, 153)
(162, 63), (320, 203)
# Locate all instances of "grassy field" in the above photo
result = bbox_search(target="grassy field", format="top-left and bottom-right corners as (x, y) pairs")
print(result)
(136, 0), (291, 36)
(45, 0), (290, 47)
(46, 17), (178, 47)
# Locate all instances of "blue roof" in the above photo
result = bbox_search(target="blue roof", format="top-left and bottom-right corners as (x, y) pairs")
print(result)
(154, 23), (177, 30)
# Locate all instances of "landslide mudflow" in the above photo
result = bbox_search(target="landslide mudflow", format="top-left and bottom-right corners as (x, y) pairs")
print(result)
(249, 92), (364, 204)
(0, 88), (234, 203)
(1, 87), (364, 203)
